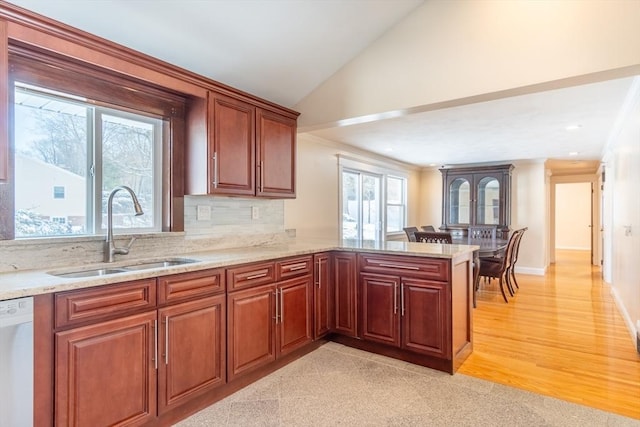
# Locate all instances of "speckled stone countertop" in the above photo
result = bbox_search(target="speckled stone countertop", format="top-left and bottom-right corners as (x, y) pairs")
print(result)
(0, 239), (478, 300)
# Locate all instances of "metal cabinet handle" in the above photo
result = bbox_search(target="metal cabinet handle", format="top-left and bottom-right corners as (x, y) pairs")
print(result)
(247, 272), (268, 280)
(401, 284), (405, 316)
(164, 316), (169, 365)
(153, 319), (158, 370)
(286, 263), (307, 271)
(393, 283), (398, 314)
(378, 263), (419, 271)
(212, 152), (218, 188)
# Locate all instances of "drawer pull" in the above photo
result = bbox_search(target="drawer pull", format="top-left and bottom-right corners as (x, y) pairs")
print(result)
(378, 263), (420, 271)
(246, 272), (268, 280)
(285, 263), (307, 271)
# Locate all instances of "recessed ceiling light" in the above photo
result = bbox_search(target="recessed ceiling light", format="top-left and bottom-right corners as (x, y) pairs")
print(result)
(568, 151), (579, 156)
(565, 124), (582, 131)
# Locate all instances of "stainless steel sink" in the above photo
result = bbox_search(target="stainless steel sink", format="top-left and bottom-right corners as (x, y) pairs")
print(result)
(52, 268), (129, 278)
(122, 258), (199, 271)
(49, 258), (199, 278)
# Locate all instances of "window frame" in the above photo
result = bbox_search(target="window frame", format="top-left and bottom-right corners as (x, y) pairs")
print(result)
(1, 44), (186, 240)
(338, 155), (408, 241)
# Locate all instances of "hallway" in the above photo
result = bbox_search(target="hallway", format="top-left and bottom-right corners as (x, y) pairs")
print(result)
(458, 250), (640, 419)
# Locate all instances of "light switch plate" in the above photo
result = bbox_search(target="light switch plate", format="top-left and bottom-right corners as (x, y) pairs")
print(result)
(251, 206), (259, 220)
(196, 205), (211, 221)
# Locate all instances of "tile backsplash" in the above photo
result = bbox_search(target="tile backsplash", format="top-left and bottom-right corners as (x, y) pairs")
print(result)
(0, 196), (288, 273)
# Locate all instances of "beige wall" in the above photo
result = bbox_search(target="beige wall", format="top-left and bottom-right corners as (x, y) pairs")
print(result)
(296, 0), (640, 128)
(555, 183), (592, 250)
(603, 77), (640, 342)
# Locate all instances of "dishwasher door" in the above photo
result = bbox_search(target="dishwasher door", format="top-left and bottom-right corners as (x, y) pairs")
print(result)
(0, 296), (34, 427)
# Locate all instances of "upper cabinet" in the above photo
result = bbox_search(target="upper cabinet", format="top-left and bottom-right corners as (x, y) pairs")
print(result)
(440, 164), (513, 239)
(0, 20), (8, 182)
(186, 90), (298, 198)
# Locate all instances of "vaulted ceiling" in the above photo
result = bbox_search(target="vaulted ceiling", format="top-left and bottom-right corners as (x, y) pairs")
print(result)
(6, 0), (637, 173)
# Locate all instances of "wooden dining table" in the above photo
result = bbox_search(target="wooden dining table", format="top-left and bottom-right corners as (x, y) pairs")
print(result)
(452, 237), (509, 307)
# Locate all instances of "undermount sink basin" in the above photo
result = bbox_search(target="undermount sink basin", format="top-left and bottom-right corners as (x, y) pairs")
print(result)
(49, 258), (199, 278)
(52, 268), (129, 278)
(123, 258), (199, 271)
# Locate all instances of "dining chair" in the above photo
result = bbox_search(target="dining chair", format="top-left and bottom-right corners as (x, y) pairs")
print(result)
(403, 227), (419, 242)
(477, 228), (521, 303)
(505, 227), (527, 293)
(414, 231), (452, 244)
(420, 225), (436, 232)
(468, 225), (497, 240)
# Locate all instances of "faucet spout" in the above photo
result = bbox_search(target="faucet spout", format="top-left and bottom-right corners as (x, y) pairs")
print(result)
(105, 185), (144, 262)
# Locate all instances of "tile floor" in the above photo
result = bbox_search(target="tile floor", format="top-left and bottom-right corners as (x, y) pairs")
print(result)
(175, 342), (640, 427)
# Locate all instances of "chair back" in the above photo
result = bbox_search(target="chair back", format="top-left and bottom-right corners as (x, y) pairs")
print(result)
(499, 228), (524, 269)
(468, 225), (497, 240)
(510, 227), (527, 266)
(414, 231), (452, 244)
(403, 227), (419, 242)
(420, 225), (436, 232)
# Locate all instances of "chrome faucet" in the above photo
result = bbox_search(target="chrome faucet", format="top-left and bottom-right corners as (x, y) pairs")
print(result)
(105, 185), (144, 262)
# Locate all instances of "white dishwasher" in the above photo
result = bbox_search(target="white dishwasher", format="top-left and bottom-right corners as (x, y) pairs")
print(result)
(0, 296), (33, 427)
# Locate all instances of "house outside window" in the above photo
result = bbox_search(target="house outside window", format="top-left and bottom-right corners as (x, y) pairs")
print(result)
(14, 83), (162, 238)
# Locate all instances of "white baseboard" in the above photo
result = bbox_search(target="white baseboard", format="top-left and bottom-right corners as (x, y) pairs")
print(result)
(514, 265), (546, 276)
(609, 283), (638, 345)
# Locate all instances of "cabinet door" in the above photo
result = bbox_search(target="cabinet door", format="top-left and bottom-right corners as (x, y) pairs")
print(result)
(209, 92), (255, 195)
(227, 284), (276, 381)
(158, 295), (225, 414)
(55, 311), (157, 427)
(360, 273), (400, 347)
(313, 253), (332, 338)
(256, 108), (296, 198)
(401, 278), (450, 359)
(333, 252), (357, 337)
(277, 276), (313, 356)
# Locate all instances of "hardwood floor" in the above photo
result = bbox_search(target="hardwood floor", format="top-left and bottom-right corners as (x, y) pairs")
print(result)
(458, 250), (640, 420)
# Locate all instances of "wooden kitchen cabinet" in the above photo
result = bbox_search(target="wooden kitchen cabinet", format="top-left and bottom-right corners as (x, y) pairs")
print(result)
(55, 311), (158, 427)
(313, 252), (332, 338)
(158, 294), (226, 414)
(186, 90), (298, 198)
(333, 252), (358, 337)
(227, 258), (313, 381)
(227, 283), (277, 381)
(277, 275), (313, 356)
(358, 254), (452, 359)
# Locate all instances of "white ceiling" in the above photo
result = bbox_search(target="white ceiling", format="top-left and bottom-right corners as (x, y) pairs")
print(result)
(6, 0), (636, 171)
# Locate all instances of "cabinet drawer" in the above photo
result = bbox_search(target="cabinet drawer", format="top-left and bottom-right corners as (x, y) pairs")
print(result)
(158, 268), (225, 304)
(359, 254), (449, 282)
(226, 261), (276, 291)
(276, 256), (312, 280)
(55, 279), (157, 329)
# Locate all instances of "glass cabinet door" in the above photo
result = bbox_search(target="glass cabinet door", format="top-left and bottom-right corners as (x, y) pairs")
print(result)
(448, 178), (470, 225)
(476, 177), (500, 225)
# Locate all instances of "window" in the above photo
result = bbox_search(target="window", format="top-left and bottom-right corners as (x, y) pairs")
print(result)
(14, 83), (162, 238)
(339, 156), (408, 242)
(53, 186), (65, 199)
(386, 176), (406, 233)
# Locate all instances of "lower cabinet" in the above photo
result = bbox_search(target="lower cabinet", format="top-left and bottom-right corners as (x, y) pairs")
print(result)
(333, 252), (357, 337)
(227, 275), (312, 381)
(55, 311), (158, 427)
(313, 252), (332, 338)
(53, 271), (226, 427)
(158, 295), (226, 414)
(360, 273), (449, 358)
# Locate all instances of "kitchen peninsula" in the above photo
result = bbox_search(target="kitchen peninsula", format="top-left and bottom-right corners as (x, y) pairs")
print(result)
(0, 239), (476, 426)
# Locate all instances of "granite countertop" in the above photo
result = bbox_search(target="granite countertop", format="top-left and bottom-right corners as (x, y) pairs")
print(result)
(0, 239), (478, 300)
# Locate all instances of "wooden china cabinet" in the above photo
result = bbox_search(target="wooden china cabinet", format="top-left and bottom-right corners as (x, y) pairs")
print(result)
(440, 164), (514, 239)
